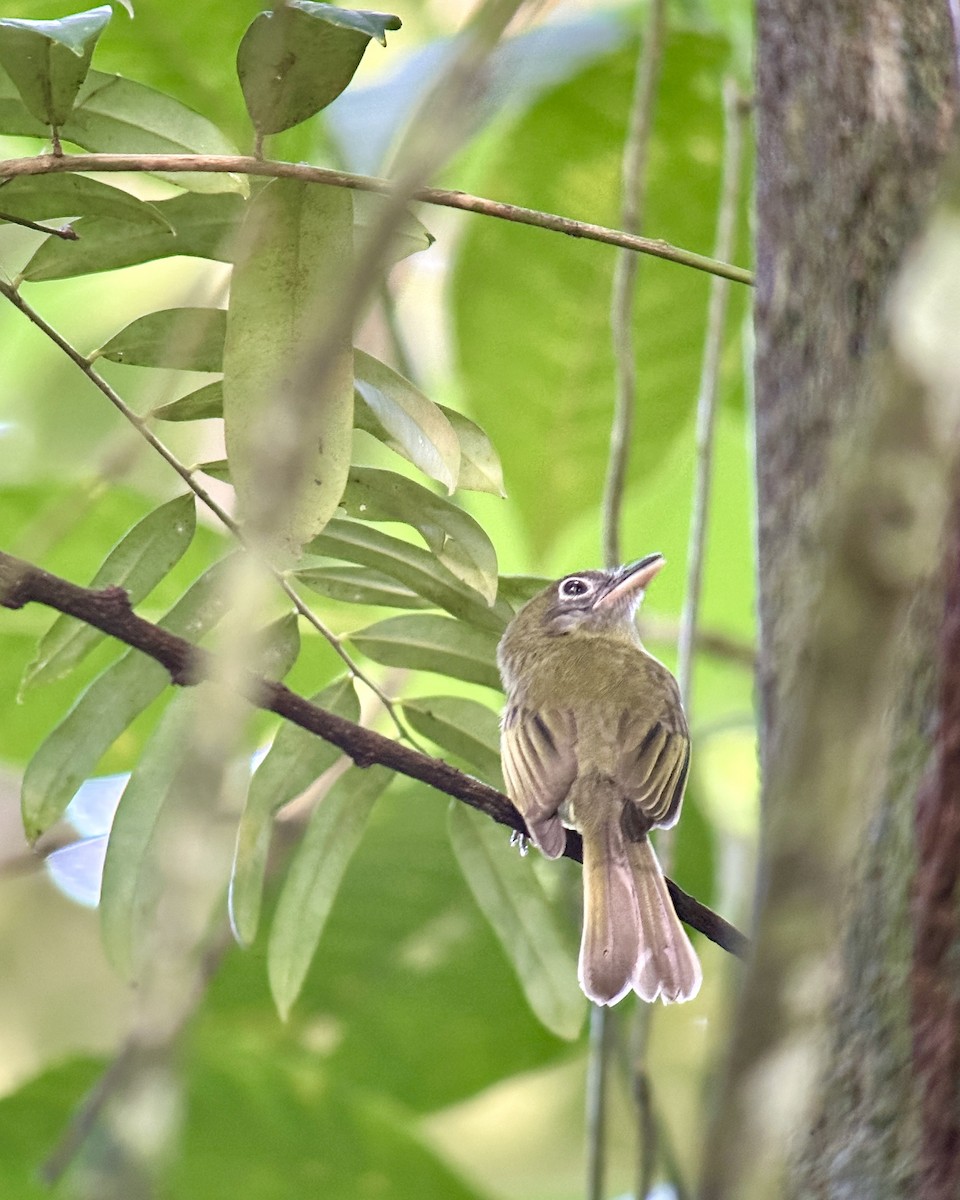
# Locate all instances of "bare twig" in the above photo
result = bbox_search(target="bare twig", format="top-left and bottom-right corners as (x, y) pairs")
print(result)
(0, 210), (76, 239)
(0, 548), (748, 958)
(0, 153), (754, 286)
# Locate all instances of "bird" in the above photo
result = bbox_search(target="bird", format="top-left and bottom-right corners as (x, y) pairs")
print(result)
(496, 554), (702, 1006)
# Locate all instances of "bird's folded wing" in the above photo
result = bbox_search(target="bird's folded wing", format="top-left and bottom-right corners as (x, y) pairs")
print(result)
(500, 706), (578, 858)
(617, 714), (690, 830)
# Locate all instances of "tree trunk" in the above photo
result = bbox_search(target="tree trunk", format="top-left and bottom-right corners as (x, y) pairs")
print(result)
(701, 4), (960, 1198)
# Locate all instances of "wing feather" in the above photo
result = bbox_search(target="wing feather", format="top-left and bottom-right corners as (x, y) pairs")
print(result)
(500, 706), (578, 859)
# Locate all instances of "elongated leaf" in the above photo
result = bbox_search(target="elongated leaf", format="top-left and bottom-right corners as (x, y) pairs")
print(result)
(22, 495), (196, 693)
(0, 174), (169, 234)
(350, 614), (501, 690)
(224, 180), (355, 554)
(269, 764), (392, 1018)
(437, 405), (505, 496)
(20, 191), (243, 283)
(21, 557), (236, 842)
(448, 803), (585, 1039)
(196, 459), (230, 481)
(151, 381), (224, 423)
(238, 3), (400, 136)
(342, 468), (499, 605)
(100, 613), (301, 977)
(0, 7), (111, 127)
(497, 574), (549, 612)
(229, 675), (359, 946)
(0, 66), (245, 194)
(354, 350), (460, 492)
(294, 565), (430, 610)
(96, 307), (226, 372)
(307, 518), (509, 631)
(401, 696), (502, 784)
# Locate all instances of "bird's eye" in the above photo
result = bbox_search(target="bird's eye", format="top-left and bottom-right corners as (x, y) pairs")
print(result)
(559, 577), (591, 599)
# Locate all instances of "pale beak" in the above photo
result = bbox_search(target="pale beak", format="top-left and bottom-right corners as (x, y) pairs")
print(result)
(593, 553), (665, 610)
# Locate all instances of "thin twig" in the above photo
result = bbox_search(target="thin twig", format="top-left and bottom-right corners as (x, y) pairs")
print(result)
(0, 548), (748, 958)
(0, 210), (77, 239)
(0, 153), (754, 286)
(0, 279), (411, 739)
(676, 80), (749, 705)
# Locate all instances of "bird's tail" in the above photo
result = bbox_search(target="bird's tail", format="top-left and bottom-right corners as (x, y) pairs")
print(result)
(579, 818), (701, 1006)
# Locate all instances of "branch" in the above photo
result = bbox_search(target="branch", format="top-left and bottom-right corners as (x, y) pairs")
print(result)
(0, 153), (754, 286)
(0, 548), (748, 960)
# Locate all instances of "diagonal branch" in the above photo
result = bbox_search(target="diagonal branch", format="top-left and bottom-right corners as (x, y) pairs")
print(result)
(0, 153), (754, 286)
(0, 547), (748, 960)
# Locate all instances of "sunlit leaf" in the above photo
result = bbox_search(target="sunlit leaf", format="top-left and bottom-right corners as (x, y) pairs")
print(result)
(350, 614), (501, 690)
(21, 558), (236, 843)
(354, 350), (460, 492)
(151, 381), (224, 423)
(224, 179), (354, 555)
(401, 695), (502, 784)
(449, 803), (585, 1039)
(269, 764), (391, 1018)
(341, 468), (499, 605)
(96, 307), (226, 372)
(229, 675), (359, 946)
(0, 7), (111, 128)
(237, 3), (401, 137)
(294, 565), (431, 610)
(306, 517), (508, 631)
(22, 495), (195, 693)
(437, 405), (505, 496)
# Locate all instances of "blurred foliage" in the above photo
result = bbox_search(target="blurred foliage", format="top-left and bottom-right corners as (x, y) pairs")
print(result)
(0, 1), (756, 1197)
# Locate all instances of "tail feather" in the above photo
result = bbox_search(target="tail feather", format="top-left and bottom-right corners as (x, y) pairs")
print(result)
(627, 836), (702, 1003)
(580, 822), (701, 1006)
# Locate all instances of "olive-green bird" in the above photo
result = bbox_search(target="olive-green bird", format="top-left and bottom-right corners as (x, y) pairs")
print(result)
(497, 555), (701, 1006)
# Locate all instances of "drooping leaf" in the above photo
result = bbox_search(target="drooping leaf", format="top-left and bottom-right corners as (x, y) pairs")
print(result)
(449, 803), (585, 1039)
(223, 179), (355, 555)
(268, 764), (392, 1019)
(96, 307), (226, 372)
(21, 557), (236, 843)
(0, 6), (111, 128)
(437, 404), (505, 496)
(354, 350), (460, 492)
(341, 468), (499, 605)
(294, 565), (430, 610)
(401, 695), (502, 784)
(22, 495), (196, 693)
(151, 381), (224, 423)
(350, 614), (501, 690)
(20, 191), (244, 283)
(0, 174), (169, 239)
(306, 517), (509, 631)
(100, 615), (301, 978)
(237, 3), (401, 137)
(229, 675), (359, 946)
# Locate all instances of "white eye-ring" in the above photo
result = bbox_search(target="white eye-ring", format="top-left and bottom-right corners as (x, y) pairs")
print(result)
(559, 576), (591, 599)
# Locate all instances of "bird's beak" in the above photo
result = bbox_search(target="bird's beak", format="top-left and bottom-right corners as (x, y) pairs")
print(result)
(592, 553), (665, 610)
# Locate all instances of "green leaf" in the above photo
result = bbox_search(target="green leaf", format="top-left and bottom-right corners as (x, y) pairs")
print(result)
(229, 675), (359, 946)
(353, 191), (433, 264)
(437, 404), (505, 496)
(20, 191), (244, 283)
(341, 467), (499, 605)
(196, 459), (230, 482)
(401, 695), (502, 784)
(151, 381), (224, 422)
(96, 307), (226, 371)
(0, 7), (111, 128)
(0, 67), (244, 194)
(350, 614), (501, 690)
(294, 564), (430, 609)
(22, 494), (196, 693)
(268, 764), (391, 1019)
(306, 517), (509, 631)
(0, 174), (169, 235)
(237, 3), (401, 136)
(453, 32), (739, 554)
(497, 574), (549, 612)
(448, 803), (585, 1039)
(354, 350), (460, 492)
(21, 557), (236, 843)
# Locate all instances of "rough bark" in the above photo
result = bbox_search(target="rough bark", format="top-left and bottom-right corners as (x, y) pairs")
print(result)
(700, 2), (959, 1198)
